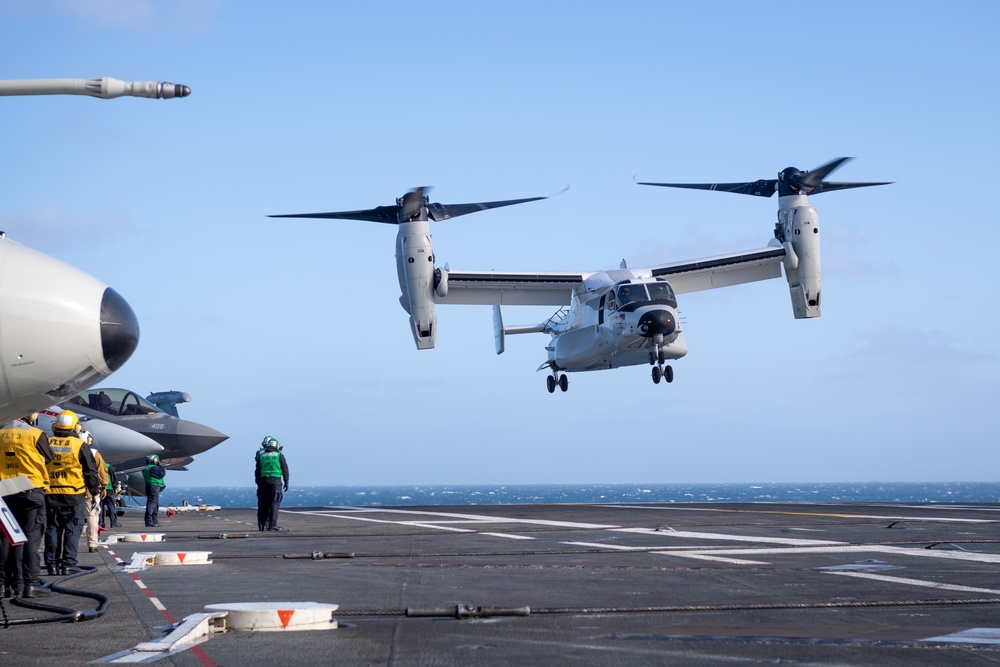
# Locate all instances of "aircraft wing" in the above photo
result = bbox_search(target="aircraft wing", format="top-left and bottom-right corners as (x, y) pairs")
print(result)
(646, 246), (787, 295)
(436, 245), (785, 306)
(435, 270), (586, 306)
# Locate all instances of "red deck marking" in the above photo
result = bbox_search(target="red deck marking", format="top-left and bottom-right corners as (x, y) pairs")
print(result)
(277, 609), (295, 628)
(177, 552), (186, 564)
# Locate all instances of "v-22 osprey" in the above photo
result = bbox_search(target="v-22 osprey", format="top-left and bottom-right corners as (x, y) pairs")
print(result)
(272, 158), (889, 392)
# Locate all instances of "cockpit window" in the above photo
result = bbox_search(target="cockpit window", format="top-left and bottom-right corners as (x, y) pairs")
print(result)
(646, 282), (676, 302)
(79, 388), (163, 416)
(616, 284), (647, 306)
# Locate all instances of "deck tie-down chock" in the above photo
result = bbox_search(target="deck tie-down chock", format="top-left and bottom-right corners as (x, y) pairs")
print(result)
(103, 532), (166, 545)
(123, 551), (213, 572)
(92, 602), (339, 663)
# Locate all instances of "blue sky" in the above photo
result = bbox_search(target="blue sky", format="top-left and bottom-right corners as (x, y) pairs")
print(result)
(1, 1), (997, 487)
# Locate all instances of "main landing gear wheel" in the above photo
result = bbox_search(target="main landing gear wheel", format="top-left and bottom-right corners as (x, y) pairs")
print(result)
(651, 364), (674, 385)
(546, 373), (569, 393)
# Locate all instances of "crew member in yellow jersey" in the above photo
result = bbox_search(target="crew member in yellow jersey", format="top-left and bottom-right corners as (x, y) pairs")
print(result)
(0, 413), (54, 598)
(43, 411), (100, 576)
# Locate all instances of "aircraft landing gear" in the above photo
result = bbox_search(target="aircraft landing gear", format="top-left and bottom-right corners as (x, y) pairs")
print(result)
(650, 344), (673, 385)
(546, 372), (569, 393)
(651, 362), (673, 385)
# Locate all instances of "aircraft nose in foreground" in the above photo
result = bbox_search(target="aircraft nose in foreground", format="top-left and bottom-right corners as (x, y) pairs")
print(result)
(637, 308), (676, 337)
(100, 288), (139, 372)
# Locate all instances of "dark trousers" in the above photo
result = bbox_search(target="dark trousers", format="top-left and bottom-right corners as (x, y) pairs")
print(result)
(44, 502), (84, 569)
(145, 484), (161, 527)
(256, 478), (283, 530)
(101, 494), (118, 527)
(2, 489), (46, 587)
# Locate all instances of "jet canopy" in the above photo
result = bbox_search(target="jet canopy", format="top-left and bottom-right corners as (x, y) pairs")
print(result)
(66, 388), (165, 417)
(608, 279), (677, 312)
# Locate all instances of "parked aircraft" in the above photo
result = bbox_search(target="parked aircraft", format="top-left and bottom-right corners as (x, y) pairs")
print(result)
(273, 159), (888, 391)
(36, 407), (162, 465)
(58, 388), (228, 471)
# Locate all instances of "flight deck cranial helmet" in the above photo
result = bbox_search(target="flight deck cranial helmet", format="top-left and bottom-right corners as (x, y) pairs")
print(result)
(54, 410), (78, 433)
(261, 436), (276, 448)
(146, 454), (160, 465)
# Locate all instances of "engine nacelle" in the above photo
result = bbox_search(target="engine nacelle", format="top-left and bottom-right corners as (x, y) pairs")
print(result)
(776, 197), (821, 319)
(395, 220), (437, 349)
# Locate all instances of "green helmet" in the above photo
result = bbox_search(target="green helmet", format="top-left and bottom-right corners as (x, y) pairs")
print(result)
(261, 436), (277, 448)
(146, 454), (160, 464)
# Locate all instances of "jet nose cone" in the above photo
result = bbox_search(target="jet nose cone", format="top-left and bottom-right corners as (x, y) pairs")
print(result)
(637, 309), (676, 337)
(100, 288), (139, 372)
(175, 420), (229, 456)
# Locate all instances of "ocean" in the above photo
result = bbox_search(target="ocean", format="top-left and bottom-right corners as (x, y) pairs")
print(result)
(138, 482), (1000, 509)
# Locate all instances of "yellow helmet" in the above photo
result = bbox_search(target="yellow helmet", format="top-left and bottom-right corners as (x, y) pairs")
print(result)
(54, 410), (79, 432)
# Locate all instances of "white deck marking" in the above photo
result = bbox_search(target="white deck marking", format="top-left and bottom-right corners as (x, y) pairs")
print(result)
(826, 571), (1000, 595)
(288, 507), (1000, 568)
(610, 527), (843, 546)
(603, 505), (995, 523)
(921, 628), (1000, 645)
(480, 533), (536, 540)
(290, 507), (620, 530)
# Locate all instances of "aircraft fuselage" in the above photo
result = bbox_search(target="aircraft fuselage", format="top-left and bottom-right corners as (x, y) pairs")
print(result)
(548, 276), (687, 373)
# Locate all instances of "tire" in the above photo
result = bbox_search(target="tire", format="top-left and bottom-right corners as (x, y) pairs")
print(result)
(546, 375), (556, 393)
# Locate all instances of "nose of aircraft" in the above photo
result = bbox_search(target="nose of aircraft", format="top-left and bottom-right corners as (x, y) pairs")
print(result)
(637, 308), (676, 337)
(175, 420), (229, 456)
(100, 288), (139, 372)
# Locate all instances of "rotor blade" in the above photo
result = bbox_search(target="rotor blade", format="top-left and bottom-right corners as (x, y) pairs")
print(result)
(269, 205), (401, 224)
(808, 181), (894, 195)
(427, 195), (549, 221)
(797, 157), (852, 190)
(636, 179), (777, 198)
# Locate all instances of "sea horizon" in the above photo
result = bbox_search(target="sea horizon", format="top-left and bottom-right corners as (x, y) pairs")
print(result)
(133, 481), (1000, 510)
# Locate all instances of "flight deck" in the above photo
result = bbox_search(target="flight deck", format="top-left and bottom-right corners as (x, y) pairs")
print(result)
(3, 501), (1000, 665)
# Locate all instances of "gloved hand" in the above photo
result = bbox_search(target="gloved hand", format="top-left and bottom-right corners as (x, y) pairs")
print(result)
(283, 482), (288, 492)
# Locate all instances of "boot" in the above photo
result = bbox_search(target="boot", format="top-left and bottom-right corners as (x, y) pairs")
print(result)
(46, 563), (58, 577)
(22, 584), (49, 598)
(1, 585), (13, 598)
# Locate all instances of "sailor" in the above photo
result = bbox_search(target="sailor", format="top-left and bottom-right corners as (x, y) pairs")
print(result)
(100, 455), (119, 528)
(0, 413), (54, 598)
(142, 454), (166, 527)
(44, 410), (100, 576)
(81, 432), (109, 552)
(255, 436), (289, 531)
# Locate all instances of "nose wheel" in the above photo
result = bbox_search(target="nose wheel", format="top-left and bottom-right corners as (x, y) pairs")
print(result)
(546, 372), (569, 393)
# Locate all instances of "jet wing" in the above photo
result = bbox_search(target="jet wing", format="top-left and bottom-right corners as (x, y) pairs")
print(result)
(647, 246), (786, 295)
(435, 270), (586, 306)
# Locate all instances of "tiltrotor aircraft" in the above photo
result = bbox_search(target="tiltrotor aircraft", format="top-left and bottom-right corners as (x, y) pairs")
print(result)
(273, 158), (888, 392)
(0, 77), (188, 423)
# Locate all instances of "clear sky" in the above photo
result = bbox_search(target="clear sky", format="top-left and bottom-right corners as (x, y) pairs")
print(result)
(1, 1), (997, 487)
